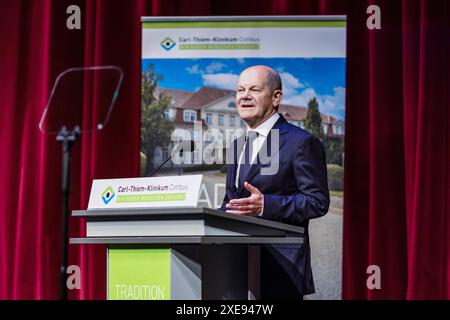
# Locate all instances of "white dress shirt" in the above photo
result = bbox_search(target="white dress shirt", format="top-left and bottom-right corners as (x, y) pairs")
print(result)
(235, 112), (280, 188)
(234, 113), (280, 216)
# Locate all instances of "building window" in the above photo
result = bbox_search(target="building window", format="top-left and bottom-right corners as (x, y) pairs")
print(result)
(218, 114), (224, 126)
(205, 131), (212, 142)
(193, 129), (199, 141)
(162, 147), (169, 159)
(194, 150), (200, 163)
(322, 124), (327, 134)
(206, 113), (212, 125)
(164, 109), (170, 119)
(230, 115), (235, 127)
(228, 101), (236, 108)
(183, 110), (197, 122)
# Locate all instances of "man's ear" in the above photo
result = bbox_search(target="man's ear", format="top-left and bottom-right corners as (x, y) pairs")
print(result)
(272, 90), (282, 107)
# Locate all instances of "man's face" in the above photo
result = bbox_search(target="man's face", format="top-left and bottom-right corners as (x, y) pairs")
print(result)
(236, 68), (280, 129)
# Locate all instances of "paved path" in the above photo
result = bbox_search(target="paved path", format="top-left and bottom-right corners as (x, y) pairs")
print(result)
(306, 208), (343, 300)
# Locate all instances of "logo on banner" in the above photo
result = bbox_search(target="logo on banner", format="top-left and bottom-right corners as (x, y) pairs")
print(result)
(102, 186), (116, 205)
(160, 37), (176, 51)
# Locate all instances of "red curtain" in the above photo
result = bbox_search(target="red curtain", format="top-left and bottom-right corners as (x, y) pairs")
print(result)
(0, 0), (144, 299)
(343, 0), (449, 299)
(0, 0), (448, 299)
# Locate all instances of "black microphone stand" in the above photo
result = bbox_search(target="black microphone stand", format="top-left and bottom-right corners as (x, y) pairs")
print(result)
(56, 125), (80, 300)
(148, 154), (174, 177)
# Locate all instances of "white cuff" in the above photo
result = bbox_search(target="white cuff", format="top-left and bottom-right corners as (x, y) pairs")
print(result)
(258, 197), (264, 217)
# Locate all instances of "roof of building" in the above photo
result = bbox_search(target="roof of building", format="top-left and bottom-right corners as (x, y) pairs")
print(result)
(156, 86), (341, 124)
(279, 104), (338, 124)
(181, 87), (235, 110)
(278, 104), (308, 122)
(321, 114), (337, 125)
(154, 87), (193, 108)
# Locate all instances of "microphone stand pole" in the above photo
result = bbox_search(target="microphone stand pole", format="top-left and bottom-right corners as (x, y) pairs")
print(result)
(56, 125), (80, 300)
(148, 148), (185, 177)
(148, 155), (173, 177)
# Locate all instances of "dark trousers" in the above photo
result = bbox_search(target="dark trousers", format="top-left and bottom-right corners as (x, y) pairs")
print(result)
(259, 247), (304, 300)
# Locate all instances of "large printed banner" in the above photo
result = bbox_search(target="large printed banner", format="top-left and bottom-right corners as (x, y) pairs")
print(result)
(142, 20), (346, 58)
(141, 17), (346, 210)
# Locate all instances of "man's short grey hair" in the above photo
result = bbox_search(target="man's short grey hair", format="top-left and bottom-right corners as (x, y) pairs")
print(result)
(267, 69), (282, 92)
(239, 65), (283, 92)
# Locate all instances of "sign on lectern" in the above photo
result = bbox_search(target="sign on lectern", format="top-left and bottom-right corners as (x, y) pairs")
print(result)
(87, 175), (203, 209)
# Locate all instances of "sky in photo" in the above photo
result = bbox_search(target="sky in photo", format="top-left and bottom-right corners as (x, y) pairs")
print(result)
(142, 58), (346, 120)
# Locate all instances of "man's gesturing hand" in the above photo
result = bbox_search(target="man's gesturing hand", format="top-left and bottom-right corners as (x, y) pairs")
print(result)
(225, 182), (263, 216)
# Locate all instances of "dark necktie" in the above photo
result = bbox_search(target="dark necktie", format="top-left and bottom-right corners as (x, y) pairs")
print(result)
(238, 131), (258, 189)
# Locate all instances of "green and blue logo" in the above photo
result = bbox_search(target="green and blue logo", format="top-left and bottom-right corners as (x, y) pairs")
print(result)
(160, 37), (176, 51)
(102, 186), (116, 205)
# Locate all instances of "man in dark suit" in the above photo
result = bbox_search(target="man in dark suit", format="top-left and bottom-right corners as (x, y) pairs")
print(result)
(220, 65), (330, 299)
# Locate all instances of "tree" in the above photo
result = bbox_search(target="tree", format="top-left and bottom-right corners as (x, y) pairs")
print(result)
(304, 97), (324, 141)
(324, 137), (344, 166)
(303, 97), (345, 165)
(141, 64), (174, 176)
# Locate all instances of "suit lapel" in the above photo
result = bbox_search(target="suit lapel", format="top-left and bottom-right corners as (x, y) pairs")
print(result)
(229, 135), (245, 193)
(237, 115), (289, 196)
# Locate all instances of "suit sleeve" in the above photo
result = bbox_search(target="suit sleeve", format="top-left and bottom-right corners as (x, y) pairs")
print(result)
(262, 135), (330, 225)
(219, 187), (229, 211)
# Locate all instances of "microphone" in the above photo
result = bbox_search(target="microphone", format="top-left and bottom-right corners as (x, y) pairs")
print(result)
(148, 140), (195, 177)
(172, 140), (195, 154)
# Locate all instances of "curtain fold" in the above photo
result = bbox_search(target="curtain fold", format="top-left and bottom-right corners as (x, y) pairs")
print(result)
(400, 0), (449, 299)
(0, 0), (448, 299)
(343, 0), (410, 300)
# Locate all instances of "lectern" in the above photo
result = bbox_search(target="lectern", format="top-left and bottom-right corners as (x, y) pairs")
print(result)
(70, 207), (304, 300)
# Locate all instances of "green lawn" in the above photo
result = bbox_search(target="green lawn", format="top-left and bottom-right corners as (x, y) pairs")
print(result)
(330, 191), (343, 198)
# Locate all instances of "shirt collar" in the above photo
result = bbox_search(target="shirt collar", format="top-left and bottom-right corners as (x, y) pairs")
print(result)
(246, 112), (280, 138)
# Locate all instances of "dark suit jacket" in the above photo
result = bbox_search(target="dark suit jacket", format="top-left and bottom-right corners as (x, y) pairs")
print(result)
(220, 114), (330, 297)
